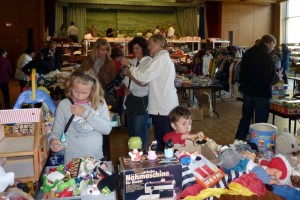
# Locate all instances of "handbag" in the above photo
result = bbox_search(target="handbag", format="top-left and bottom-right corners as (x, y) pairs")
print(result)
(125, 94), (148, 115)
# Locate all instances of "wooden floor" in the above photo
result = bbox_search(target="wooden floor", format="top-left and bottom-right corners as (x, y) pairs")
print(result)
(1, 78), (295, 166)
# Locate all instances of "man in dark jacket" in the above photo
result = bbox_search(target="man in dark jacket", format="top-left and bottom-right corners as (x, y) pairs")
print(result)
(235, 34), (278, 141)
(41, 41), (62, 71)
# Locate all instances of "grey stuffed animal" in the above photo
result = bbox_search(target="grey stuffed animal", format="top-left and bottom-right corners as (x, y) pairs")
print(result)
(275, 129), (300, 165)
(217, 145), (244, 170)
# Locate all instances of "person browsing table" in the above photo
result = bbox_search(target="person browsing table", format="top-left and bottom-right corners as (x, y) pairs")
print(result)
(122, 34), (179, 152)
(121, 37), (152, 150)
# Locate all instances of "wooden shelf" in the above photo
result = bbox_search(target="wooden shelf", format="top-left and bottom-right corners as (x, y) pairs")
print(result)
(2, 156), (34, 180)
(0, 108), (48, 182)
(0, 136), (34, 156)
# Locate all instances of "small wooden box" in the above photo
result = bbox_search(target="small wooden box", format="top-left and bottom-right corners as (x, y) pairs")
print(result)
(0, 108), (48, 182)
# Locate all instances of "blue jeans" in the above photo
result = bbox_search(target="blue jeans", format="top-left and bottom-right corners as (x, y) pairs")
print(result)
(127, 111), (150, 150)
(235, 94), (270, 140)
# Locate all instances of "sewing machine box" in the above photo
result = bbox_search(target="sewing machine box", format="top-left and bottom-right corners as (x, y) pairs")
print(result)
(119, 156), (182, 200)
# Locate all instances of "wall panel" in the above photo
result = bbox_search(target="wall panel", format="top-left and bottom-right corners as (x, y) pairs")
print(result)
(0, 0), (44, 68)
(222, 2), (272, 47)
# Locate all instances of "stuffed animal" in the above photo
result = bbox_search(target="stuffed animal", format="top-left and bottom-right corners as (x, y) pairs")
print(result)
(230, 139), (254, 153)
(275, 131), (300, 165)
(78, 157), (100, 178)
(291, 175), (300, 188)
(97, 167), (120, 195)
(217, 145), (244, 170)
(40, 175), (60, 193)
(218, 147), (287, 185)
(259, 154), (293, 185)
(0, 166), (14, 192)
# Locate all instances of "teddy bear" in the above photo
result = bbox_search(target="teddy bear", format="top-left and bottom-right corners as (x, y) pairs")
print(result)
(275, 130), (300, 166)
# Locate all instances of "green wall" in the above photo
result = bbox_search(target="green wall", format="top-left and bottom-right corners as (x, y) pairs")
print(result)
(86, 9), (177, 37)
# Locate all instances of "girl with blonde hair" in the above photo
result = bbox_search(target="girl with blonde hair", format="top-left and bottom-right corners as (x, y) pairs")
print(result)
(48, 68), (112, 163)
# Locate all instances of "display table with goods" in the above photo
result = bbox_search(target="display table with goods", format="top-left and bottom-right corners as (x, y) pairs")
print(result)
(287, 43), (300, 68)
(167, 37), (201, 52)
(270, 99), (300, 133)
(117, 134), (299, 200)
(175, 74), (222, 118)
(85, 37), (202, 56)
(34, 159), (117, 199)
(2, 131), (300, 199)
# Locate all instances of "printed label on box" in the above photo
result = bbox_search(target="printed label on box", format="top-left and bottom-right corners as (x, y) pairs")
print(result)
(119, 156), (182, 200)
(187, 153), (225, 188)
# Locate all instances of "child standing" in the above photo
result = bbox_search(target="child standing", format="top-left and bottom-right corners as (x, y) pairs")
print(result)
(48, 69), (112, 164)
(163, 106), (204, 148)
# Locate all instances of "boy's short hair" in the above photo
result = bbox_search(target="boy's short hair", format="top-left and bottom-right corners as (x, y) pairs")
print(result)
(169, 106), (192, 123)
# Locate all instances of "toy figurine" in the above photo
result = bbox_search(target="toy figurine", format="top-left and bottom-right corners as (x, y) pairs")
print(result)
(147, 141), (158, 160)
(128, 137), (143, 161)
(78, 157), (100, 178)
(60, 131), (67, 148)
(164, 139), (174, 158)
(57, 178), (76, 192)
(40, 175), (60, 193)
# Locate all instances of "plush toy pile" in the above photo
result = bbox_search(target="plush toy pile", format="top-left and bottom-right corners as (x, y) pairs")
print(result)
(160, 131), (300, 200)
(39, 157), (119, 199)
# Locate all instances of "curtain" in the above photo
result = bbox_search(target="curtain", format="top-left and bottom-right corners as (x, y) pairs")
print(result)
(55, 4), (63, 38)
(199, 6), (206, 39)
(205, 1), (221, 38)
(44, 0), (56, 31)
(176, 7), (198, 37)
(67, 7), (86, 43)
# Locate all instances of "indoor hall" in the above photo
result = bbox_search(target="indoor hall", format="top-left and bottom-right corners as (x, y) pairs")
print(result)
(1, 0), (300, 199)
(2, 77), (295, 165)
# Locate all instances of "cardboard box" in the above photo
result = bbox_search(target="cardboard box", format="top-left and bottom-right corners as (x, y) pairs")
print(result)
(119, 156), (182, 200)
(187, 152), (225, 188)
(173, 139), (216, 159)
(189, 108), (203, 121)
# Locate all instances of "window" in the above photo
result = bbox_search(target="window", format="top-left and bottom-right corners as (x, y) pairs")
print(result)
(286, 0), (300, 43)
